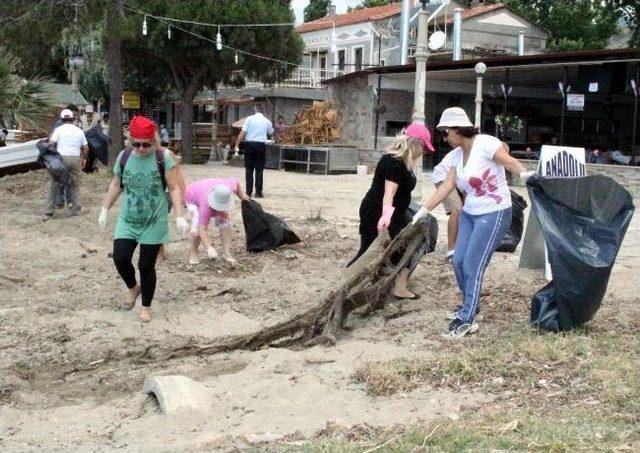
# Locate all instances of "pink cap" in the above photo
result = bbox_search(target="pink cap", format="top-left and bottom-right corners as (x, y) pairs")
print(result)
(405, 123), (435, 153)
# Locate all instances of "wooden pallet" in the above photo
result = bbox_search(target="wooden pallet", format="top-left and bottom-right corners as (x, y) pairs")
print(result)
(281, 101), (340, 145)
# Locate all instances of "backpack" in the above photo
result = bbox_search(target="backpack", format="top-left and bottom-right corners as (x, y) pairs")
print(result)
(119, 147), (167, 190)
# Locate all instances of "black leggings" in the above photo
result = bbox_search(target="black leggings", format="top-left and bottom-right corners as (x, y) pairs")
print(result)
(113, 239), (162, 307)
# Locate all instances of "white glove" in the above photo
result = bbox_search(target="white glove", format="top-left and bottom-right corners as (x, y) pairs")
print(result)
(207, 246), (219, 260)
(176, 216), (189, 237)
(520, 170), (536, 182)
(412, 207), (430, 225)
(98, 207), (108, 229)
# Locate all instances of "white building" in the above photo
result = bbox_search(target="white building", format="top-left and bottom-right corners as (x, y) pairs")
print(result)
(291, 1), (549, 87)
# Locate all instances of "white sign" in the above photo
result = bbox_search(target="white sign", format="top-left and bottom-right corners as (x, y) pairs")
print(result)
(566, 94), (585, 111)
(539, 145), (586, 178)
(304, 36), (330, 46)
(537, 145), (587, 280)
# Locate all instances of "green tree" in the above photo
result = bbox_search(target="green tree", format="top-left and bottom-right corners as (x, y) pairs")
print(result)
(486, 0), (619, 51)
(0, 0), (126, 162)
(0, 48), (53, 131)
(0, 1), (68, 81)
(612, 0), (640, 47)
(304, 0), (332, 22)
(134, 0), (303, 162)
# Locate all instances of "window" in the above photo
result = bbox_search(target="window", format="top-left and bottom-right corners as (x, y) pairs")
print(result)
(354, 47), (363, 71)
(338, 49), (346, 71)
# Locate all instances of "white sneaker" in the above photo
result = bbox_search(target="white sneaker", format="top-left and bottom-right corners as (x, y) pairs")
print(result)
(442, 317), (480, 338)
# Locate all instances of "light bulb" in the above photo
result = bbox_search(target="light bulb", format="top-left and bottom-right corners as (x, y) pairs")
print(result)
(234, 52), (238, 64)
(167, 25), (171, 39)
(142, 15), (148, 36)
(216, 28), (222, 51)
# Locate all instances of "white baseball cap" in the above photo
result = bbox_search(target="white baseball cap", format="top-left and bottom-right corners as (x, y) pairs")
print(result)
(208, 185), (233, 212)
(60, 109), (74, 119)
(436, 107), (474, 129)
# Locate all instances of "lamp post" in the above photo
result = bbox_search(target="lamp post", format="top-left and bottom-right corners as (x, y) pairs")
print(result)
(474, 62), (486, 130)
(412, 0), (430, 125)
(558, 68), (571, 146)
(631, 76), (638, 166)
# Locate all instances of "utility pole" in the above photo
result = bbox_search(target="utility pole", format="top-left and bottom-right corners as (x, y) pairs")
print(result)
(373, 33), (383, 150)
(412, 0), (430, 125)
(631, 64), (639, 165)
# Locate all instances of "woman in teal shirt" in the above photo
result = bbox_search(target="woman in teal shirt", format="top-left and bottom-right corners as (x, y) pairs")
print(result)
(99, 116), (188, 322)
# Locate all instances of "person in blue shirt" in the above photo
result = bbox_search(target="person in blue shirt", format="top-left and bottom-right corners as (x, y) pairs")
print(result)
(234, 103), (274, 198)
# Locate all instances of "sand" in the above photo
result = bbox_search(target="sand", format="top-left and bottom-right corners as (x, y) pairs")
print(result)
(0, 163), (637, 451)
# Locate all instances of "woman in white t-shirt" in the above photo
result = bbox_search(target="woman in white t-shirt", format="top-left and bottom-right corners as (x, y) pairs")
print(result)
(413, 107), (534, 338)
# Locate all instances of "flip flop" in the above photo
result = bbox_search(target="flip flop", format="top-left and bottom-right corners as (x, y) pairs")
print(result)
(120, 299), (136, 310)
(393, 293), (420, 300)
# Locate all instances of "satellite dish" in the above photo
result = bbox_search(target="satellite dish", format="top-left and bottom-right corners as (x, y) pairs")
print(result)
(428, 31), (446, 51)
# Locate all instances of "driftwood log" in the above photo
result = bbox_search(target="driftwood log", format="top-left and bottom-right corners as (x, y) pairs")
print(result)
(133, 215), (437, 364)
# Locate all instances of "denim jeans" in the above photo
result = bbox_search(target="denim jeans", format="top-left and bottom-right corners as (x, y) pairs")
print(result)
(453, 207), (512, 323)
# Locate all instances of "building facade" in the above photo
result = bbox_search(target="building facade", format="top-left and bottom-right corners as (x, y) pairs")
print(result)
(293, 1), (549, 87)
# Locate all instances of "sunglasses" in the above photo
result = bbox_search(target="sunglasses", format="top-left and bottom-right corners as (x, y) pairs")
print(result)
(440, 128), (450, 138)
(131, 141), (153, 149)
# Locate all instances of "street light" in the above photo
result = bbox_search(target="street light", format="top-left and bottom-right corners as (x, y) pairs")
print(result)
(474, 62), (486, 130)
(68, 48), (85, 92)
(411, 0), (430, 125)
(631, 73), (638, 165)
(558, 79), (571, 146)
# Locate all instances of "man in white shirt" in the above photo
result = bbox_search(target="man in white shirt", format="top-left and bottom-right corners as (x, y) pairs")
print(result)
(234, 103), (273, 198)
(80, 104), (99, 132)
(43, 109), (88, 220)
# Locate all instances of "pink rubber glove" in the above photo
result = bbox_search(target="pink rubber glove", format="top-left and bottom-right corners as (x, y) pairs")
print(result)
(377, 206), (395, 233)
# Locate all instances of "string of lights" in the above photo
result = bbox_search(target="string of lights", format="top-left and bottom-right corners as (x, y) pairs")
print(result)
(124, 4), (326, 75)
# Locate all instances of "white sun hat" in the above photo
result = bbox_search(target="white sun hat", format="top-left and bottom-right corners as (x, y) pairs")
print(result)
(436, 107), (474, 129)
(60, 108), (74, 119)
(207, 185), (233, 212)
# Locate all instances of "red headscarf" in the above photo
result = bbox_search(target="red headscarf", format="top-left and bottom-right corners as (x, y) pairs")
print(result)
(129, 115), (156, 140)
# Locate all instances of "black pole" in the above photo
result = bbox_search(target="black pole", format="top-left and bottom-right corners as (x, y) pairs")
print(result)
(632, 64), (639, 165)
(374, 34), (382, 150)
(560, 66), (567, 146)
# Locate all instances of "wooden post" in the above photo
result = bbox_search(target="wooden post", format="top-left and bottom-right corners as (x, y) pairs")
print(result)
(210, 94), (219, 161)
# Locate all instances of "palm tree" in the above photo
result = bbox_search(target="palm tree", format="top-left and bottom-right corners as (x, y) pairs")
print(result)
(0, 47), (53, 132)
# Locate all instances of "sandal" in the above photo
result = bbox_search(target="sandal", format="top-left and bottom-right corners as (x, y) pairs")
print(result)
(121, 286), (140, 310)
(393, 292), (419, 300)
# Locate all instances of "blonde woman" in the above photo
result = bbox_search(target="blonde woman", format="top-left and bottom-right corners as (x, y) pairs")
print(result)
(347, 123), (434, 299)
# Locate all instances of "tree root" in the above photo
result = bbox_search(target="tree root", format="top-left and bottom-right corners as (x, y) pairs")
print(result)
(131, 216), (437, 363)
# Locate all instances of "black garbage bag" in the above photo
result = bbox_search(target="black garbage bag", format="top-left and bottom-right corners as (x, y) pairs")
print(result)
(496, 190), (528, 253)
(527, 175), (634, 332)
(241, 199), (301, 252)
(84, 125), (108, 172)
(36, 139), (69, 182)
